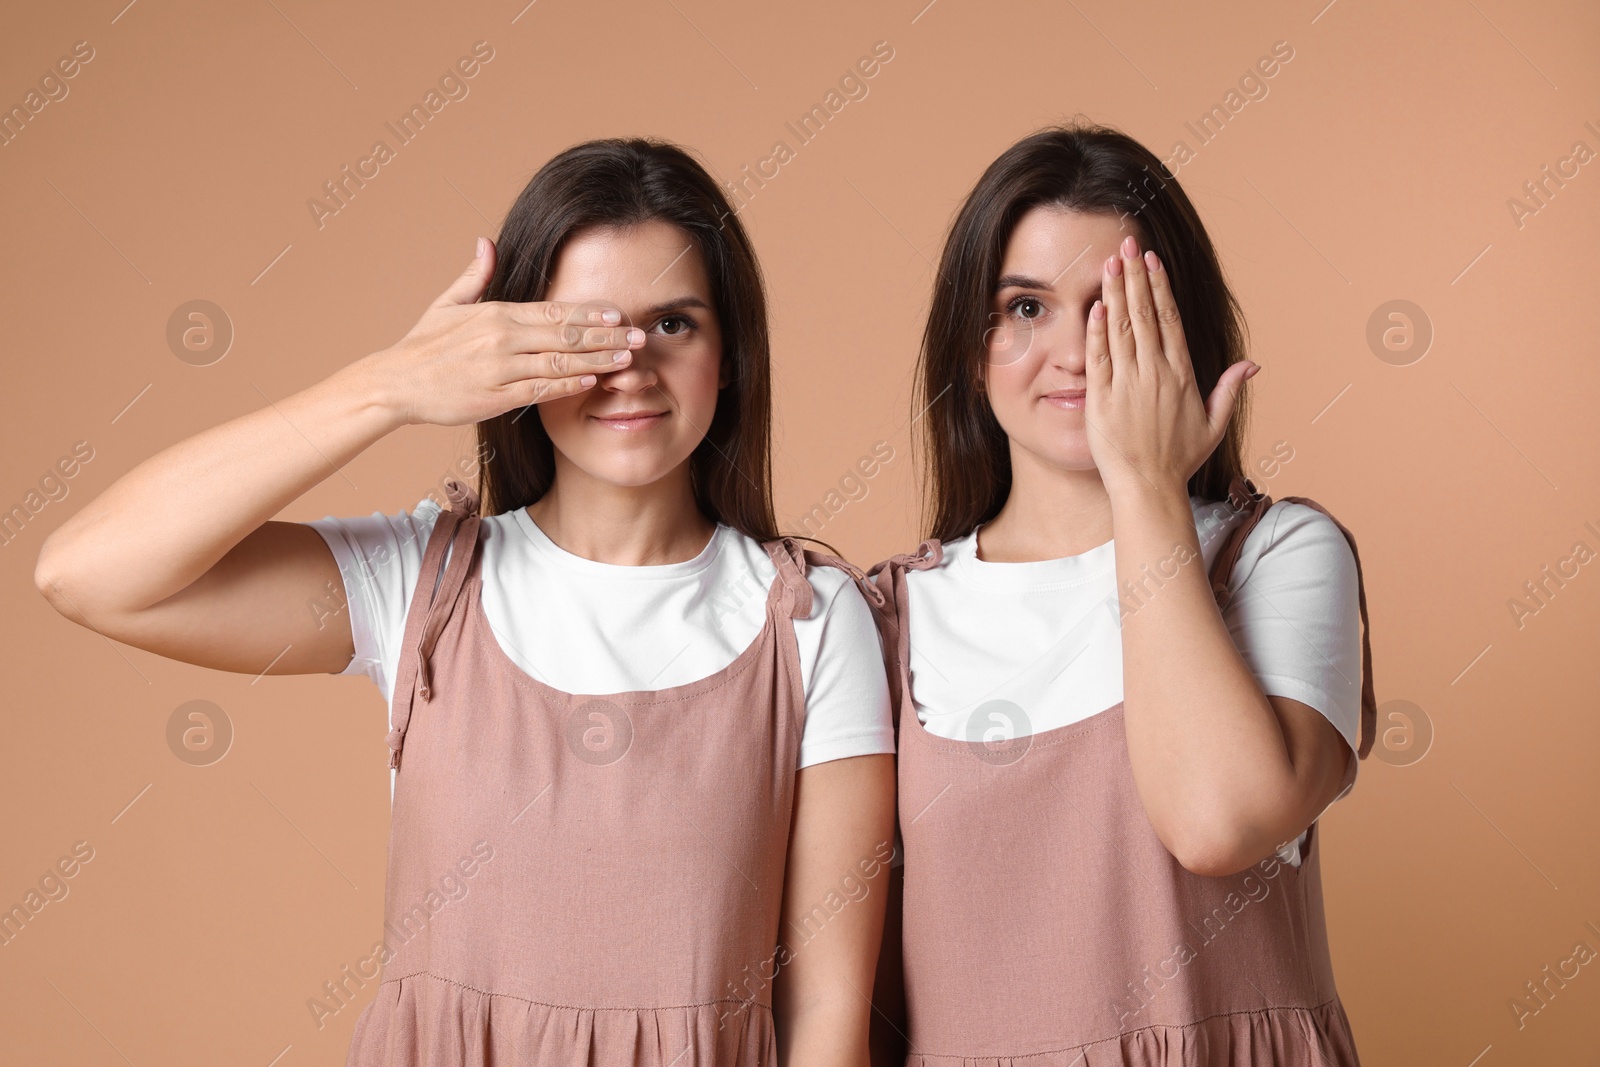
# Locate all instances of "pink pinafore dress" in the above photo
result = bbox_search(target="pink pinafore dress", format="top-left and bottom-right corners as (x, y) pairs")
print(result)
(861, 476), (1377, 1066)
(345, 478), (847, 1067)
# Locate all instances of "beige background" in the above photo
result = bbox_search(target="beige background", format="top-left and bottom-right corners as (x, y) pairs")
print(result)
(3, 0), (1598, 1062)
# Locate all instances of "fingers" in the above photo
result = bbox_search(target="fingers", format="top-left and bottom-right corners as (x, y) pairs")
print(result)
(432, 236), (496, 309)
(506, 321), (645, 361)
(1119, 235), (1162, 370)
(511, 370), (602, 409)
(1085, 297), (1111, 392)
(1205, 360), (1258, 442)
(510, 346), (635, 383)
(506, 300), (624, 329)
(1101, 252), (1137, 377)
(1142, 250), (1192, 377)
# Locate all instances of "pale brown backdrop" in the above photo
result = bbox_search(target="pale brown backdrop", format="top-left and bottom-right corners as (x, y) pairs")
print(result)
(3, 0), (1597, 1063)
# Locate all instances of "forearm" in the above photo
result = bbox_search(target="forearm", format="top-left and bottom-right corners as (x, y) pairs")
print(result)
(1111, 481), (1299, 868)
(36, 355), (402, 614)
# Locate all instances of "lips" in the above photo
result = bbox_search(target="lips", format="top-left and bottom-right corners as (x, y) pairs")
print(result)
(591, 410), (668, 431)
(1042, 390), (1086, 410)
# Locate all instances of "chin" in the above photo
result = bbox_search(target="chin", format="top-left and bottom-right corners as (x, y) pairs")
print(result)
(1019, 432), (1095, 473)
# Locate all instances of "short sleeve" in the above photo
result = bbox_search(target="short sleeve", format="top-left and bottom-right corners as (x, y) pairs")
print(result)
(794, 567), (896, 770)
(1222, 500), (1363, 757)
(304, 498), (442, 706)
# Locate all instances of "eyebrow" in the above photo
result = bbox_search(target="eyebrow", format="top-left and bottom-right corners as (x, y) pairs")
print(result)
(994, 274), (1054, 293)
(640, 296), (713, 317)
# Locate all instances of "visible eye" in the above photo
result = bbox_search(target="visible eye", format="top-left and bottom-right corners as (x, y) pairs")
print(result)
(656, 314), (694, 336)
(1005, 295), (1045, 320)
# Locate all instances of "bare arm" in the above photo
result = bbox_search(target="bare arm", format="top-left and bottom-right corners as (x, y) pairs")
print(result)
(1088, 234), (1350, 877)
(1110, 487), (1351, 875)
(772, 753), (896, 1067)
(34, 238), (643, 675)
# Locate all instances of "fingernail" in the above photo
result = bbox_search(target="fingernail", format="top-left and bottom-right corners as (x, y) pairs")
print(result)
(580, 374), (598, 387)
(612, 350), (631, 363)
(1122, 235), (1138, 257)
(1144, 251), (1161, 272)
(1107, 256), (1123, 277)
(627, 328), (646, 345)
(601, 308), (621, 324)
(474, 236), (486, 259)
(1091, 300), (1106, 320)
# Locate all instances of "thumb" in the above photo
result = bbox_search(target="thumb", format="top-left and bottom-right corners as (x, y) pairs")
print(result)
(1206, 360), (1257, 440)
(431, 236), (496, 308)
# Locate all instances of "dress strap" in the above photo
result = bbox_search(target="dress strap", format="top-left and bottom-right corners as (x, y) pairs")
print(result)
(1209, 475), (1378, 762)
(857, 539), (943, 733)
(763, 537), (816, 620)
(386, 478), (483, 770)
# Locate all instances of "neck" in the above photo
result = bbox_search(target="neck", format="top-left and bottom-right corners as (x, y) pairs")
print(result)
(525, 458), (715, 567)
(975, 444), (1119, 563)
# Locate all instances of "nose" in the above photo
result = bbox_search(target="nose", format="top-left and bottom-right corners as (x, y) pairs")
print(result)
(596, 344), (659, 394)
(1043, 312), (1088, 374)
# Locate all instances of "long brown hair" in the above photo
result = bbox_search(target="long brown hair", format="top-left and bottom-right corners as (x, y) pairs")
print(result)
(916, 122), (1250, 541)
(475, 137), (777, 541)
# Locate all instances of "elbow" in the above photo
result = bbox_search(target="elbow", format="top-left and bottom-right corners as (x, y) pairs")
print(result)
(34, 535), (86, 621)
(1154, 816), (1276, 879)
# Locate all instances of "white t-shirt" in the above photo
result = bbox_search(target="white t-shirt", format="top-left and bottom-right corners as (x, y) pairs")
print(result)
(308, 498), (895, 794)
(902, 495), (1362, 866)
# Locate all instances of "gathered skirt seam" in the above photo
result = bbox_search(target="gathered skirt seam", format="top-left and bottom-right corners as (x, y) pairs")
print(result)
(910, 997), (1349, 1062)
(376, 969), (775, 1015)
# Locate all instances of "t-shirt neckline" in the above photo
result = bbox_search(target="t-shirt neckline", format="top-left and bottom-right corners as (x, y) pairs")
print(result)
(509, 506), (727, 580)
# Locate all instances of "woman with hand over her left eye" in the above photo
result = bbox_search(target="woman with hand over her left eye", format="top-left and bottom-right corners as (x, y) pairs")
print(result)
(37, 137), (896, 1067)
(862, 124), (1376, 1067)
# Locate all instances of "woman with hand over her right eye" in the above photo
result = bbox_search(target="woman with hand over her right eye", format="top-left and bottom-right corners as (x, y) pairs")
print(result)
(864, 124), (1375, 1067)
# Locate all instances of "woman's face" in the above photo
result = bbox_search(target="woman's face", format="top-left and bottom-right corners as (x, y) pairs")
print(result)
(983, 206), (1132, 474)
(537, 219), (726, 490)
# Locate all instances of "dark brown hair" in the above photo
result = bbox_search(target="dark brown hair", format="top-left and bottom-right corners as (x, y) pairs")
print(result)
(474, 137), (777, 541)
(916, 121), (1250, 540)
